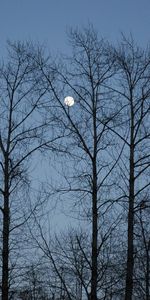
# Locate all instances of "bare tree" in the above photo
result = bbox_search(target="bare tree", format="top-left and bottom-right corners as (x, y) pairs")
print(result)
(36, 228), (91, 300)
(0, 41), (61, 300)
(37, 26), (125, 300)
(24, 29), (150, 300)
(107, 36), (150, 299)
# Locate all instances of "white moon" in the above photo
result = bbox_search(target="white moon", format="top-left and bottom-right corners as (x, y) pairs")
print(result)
(64, 96), (74, 107)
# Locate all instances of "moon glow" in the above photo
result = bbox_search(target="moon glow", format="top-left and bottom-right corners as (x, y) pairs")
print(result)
(64, 96), (74, 107)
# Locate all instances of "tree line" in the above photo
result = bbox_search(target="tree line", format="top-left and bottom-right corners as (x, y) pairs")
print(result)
(0, 27), (149, 300)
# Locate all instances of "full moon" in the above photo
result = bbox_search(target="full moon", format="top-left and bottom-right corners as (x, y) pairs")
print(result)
(64, 96), (74, 107)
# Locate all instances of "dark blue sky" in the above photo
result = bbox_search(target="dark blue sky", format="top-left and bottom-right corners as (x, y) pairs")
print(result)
(0, 0), (150, 56)
(0, 0), (149, 230)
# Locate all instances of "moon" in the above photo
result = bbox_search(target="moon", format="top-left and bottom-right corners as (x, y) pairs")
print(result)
(64, 96), (74, 107)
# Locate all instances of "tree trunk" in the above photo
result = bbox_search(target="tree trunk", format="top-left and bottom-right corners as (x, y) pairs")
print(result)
(145, 243), (150, 300)
(91, 107), (98, 300)
(91, 171), (98, 300)
(2, 157), (10, 300)
(125, 104), (135, 300)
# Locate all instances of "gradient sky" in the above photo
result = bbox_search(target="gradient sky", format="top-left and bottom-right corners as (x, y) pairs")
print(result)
(0, 0), (150, 56)
(0, 0), (150, 230)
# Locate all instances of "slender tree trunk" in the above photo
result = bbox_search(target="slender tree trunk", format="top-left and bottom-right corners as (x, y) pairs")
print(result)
(91, 107), (98, 300)
(91, 163), (98, 300)
(125, 104), (135, 300)
(2, 156), (10, 300)
(145, 243), (150, 300)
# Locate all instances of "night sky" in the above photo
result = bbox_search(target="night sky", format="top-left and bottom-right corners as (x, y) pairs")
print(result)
(0, 0), (150, 57)
(0, 0), (149, 230)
